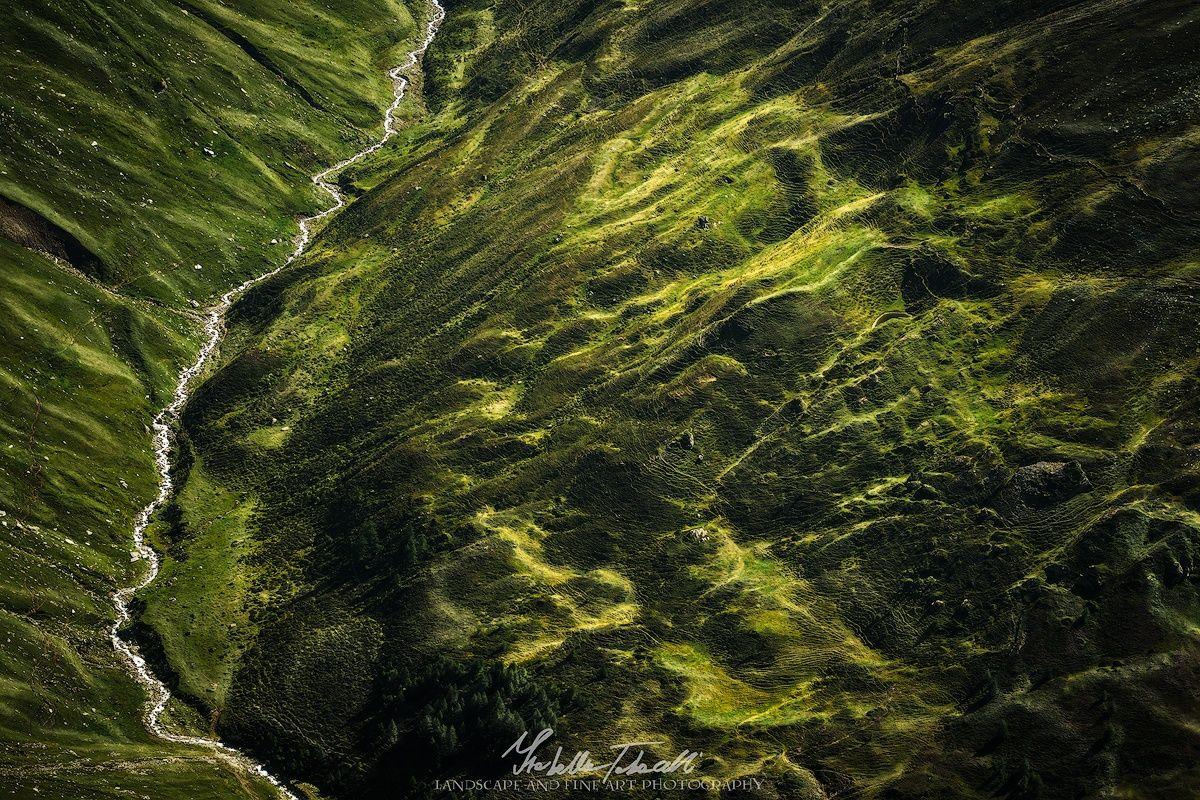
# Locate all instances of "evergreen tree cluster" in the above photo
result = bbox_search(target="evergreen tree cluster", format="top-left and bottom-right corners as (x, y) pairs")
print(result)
(365, 656), (561, 796)
(316, 486), (442, 581)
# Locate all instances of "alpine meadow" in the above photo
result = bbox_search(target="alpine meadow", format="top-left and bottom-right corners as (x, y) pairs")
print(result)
(2, 0), (1200, 799)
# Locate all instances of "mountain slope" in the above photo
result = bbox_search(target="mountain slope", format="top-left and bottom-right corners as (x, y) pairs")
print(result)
(0, 0), (1176, 797)
(0, 1), (419, 797)
(163, 0), (1200, 796)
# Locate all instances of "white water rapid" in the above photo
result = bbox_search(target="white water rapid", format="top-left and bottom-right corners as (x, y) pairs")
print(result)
(108, 3), (445, 796)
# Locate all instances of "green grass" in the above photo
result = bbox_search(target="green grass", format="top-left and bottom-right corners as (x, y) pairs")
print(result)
(1, 0), (417, 304)
(141, 457), (261, 709)
(9, 0), (1200, 797)
(150, 0), (1200, 797)
(0, 0), (422, 796)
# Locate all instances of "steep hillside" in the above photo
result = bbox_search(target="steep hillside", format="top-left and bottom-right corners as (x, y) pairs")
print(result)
(147, 0), (1200, 797)
(0, 1), (418, 797)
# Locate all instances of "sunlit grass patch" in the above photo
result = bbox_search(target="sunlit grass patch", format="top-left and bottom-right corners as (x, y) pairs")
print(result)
(140, 458), (261, 708)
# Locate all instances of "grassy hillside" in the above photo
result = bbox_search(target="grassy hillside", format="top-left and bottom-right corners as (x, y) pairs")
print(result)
(154, 0), (1200, 796)
(0, 0), (417, 797)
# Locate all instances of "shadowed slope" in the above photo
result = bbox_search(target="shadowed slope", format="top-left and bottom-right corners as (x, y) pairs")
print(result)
(159, 0), (1200, 797)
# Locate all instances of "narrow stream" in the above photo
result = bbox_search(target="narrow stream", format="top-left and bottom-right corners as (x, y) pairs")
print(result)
(109, 3), (445, 795)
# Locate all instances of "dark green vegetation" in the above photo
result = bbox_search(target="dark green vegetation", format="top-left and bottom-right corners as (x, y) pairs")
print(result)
(5, 0), (1200, 796)
(0, 0), (418, 796)
(144, 0), (1200, 797)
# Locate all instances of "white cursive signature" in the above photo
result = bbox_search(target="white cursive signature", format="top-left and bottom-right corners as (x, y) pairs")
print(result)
(503, 728), (702, 780)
